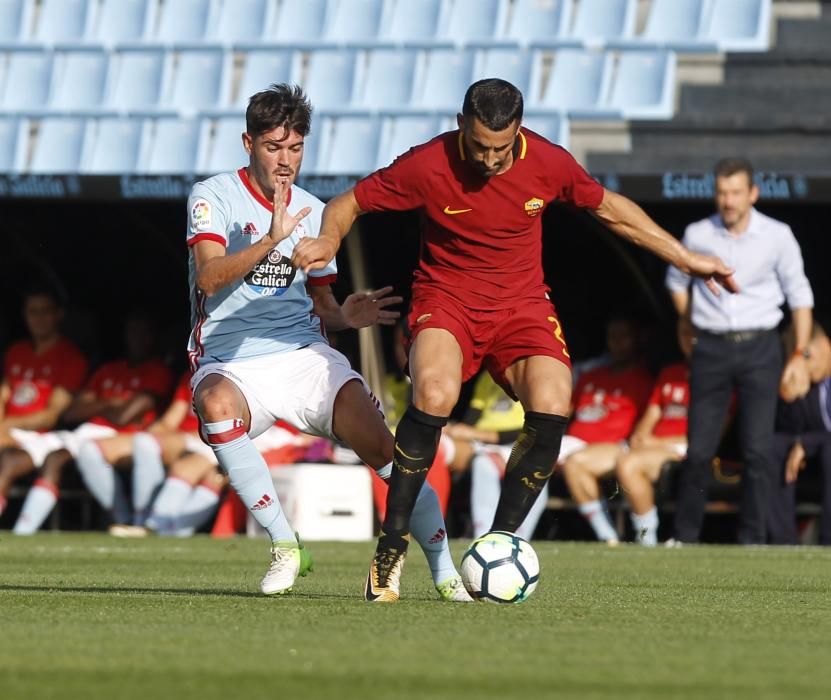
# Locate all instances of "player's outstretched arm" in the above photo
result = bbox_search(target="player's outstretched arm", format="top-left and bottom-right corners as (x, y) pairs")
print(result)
(307, 284), (402, 332)
(293, 189), (364, 274)
(194, 181), (311, 297)
(592, 189), (739, 296)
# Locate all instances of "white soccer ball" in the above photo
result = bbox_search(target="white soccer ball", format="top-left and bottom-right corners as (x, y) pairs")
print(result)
(460, 531), (540, 604)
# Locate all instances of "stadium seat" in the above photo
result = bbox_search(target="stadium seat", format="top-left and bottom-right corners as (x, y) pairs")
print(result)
(619, 0), (716, 52)
(323, 0), (385, 47)
(163, 48), (229, 116)
(264, 0), (330, 47)
(380, 0), (445, 47)
(521, 112), (569, 148)
(531, 49), (617, 119)
(317, 115), (381, 175)
(502, 0), (578, 49)
(208, 0), (273, 46)
(33, 0), (92, 45)
(438, 0), (509, 47)
(356, 49), (419, 111)
(302, 49), (360, 112)
(0, 49), (52, 113)
(0, 0), (33, 43)
(702, 0), (772, 52)
(48, 49), (109, 113)
(104, 48), (166, 114)
(570, 0), (636, 48)
(411, 50), (476, 112)
(0, 116), (25, 171)
(154, 0), (214, 45)
(79, 117), (143, 173)
(138, 118), (200, 173)
(28, 117), (85, 172)
(197, 116), (244, 173)
(231, 50), (298, 110)
(85, 0), (154, 46)
(300, 121), (322, 175)
(473, 49), (534, 98)
(607, 50), (676, 120)
(376, 115), (442, 169)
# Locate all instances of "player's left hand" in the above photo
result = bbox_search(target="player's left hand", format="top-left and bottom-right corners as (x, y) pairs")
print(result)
(780, 355), (811, 401)
(342, 286), (403, 329)
(684, 251), (739, 296)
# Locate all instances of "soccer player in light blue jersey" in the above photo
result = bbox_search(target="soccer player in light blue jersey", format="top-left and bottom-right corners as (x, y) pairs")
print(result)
(186, 84), (470, 601)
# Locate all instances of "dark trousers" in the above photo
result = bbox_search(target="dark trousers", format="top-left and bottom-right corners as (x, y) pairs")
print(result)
(767, 432), (831, 545)
(674, 330), (781, 544)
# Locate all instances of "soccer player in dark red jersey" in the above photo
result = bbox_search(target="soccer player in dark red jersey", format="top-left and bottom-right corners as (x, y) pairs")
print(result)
(293, 79), (738, 602)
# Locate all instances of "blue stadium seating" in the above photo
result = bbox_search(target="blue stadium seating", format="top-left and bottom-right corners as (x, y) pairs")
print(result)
(317, 115), (382, 175)
(0, 0), (33, 44)
(266, 0), (329, 47)
(502, 0), (577, 49)
(357, 49), (419, 112)
(138, 117), (200, 173)
(155, 0), (213, 45)
(376, 114), (442, 169)
(163, 48), (228, 116)
(570, 0), (636, 47)
(104, 48), (166, 113)
(198, 115), (244, 173)
(49, 49), (109, 113)
(87, 0), (154, 46)
(608, 50), (676, 120)
(209, 0), (273, 46)
(474, 48), (535, 98)
(0, 116), (25, 171)
(703, 0), (772, 52)
(33, 0), (92, 45)
(412, 49), (476, 111)
(231, 49), (297, 110)
(1, 49), (52, 113)
(302, 49), (360, 112)
(380, 0), (444, 47)
(522, 112), (569, 148)
(324, 0), (385, 47)
(439, 0), (509, 48)
(29, 116), (85, 171)
(79, 117), (143, 173)
(530, 49), (617, 119)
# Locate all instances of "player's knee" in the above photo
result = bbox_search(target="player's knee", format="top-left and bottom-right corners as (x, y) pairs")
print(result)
(412, 378), (457, 416)
(197, 388), (243, 423)
(616, 453), (638, 482)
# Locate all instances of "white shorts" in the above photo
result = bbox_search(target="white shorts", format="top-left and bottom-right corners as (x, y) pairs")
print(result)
(8, 428), (66, 466)
(191, 343), (366, 441)
(668, 441), (688, 458)
(555, 436), (630, 465)
(58, 423), (118, 458)
(183, 433), (218, 463)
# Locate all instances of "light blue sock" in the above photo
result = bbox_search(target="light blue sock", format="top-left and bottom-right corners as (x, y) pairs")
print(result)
(470, 452), (502, 538)
(376, 462), (457, 585)
(13, 480), (58, 535)
(206, 420), (294, 543)
(148, 476), (191, 534)
(172, 483), (221, 535)
(631, 507), (659, 546)
(132, 432), (166, 526)
(578, 499), (619, 542)
(76, 440), (131, 524)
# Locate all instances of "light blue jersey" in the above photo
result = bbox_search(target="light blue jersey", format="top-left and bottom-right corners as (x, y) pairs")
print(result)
(186, 168), (336, 368)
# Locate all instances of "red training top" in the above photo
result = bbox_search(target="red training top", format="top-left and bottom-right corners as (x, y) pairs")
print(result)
(568, 364), (653, 443)
(354, 129), (604, 310)
(3, 338), (88, 421)
(648, 362), (690, 438)
(86, 359), (173, 432)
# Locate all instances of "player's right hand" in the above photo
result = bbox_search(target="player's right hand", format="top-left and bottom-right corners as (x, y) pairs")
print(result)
(267, 179), (311, 245)
(292, 236), (340, 273)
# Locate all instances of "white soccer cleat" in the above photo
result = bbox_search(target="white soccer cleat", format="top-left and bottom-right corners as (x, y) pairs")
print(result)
(261, 541), (301, 596)
(436, 575), (474, 603)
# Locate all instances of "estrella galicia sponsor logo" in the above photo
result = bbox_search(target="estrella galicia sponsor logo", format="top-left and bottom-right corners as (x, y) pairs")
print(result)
(244, 247), (296, 297)
(662, 172), (799, 200)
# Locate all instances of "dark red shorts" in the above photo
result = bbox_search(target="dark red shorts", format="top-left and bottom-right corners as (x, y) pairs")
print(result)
(406, 291), (572, 399)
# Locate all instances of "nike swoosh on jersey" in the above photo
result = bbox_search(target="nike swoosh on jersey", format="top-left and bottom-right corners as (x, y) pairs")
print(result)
(443, 206), (473, 215)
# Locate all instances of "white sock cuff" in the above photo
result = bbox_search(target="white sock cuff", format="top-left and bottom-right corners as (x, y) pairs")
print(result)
(375, 462), (392, 480)
(578, 499), (603, 516)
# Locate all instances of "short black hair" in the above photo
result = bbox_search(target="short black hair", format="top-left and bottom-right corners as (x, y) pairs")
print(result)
(715, 157), (754, 186)
(246, 83), (313, 139)
(462, 79), (523, 131)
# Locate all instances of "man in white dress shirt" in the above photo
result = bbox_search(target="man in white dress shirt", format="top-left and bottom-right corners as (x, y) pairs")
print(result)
(666, 157), (814, 544)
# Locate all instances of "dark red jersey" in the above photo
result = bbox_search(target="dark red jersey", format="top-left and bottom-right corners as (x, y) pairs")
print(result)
(86, 359), (173, 432)
(568, 364), (653, 443)
(3, 338), (88, 419)
(648, 363), (690, 438)
(354, 128), (604, 310)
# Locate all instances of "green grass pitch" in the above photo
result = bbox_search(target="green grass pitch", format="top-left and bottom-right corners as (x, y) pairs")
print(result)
(2, 534), (831, 700)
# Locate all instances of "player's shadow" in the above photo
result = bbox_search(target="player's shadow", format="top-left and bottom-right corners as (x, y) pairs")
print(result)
(0, 583), (358, 600)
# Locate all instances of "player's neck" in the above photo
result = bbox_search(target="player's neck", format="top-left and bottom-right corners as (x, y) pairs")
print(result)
(31, 334), (60, 354)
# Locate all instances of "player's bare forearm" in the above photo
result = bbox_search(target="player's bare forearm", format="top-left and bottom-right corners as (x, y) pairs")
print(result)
(293, 189), (364, 273)
(791, 307), (813, 353)
(670, 290), (690, 319)
(110, 394), (156, 427)
(309, 286), (350, 331)
(194, 237), (275, 297)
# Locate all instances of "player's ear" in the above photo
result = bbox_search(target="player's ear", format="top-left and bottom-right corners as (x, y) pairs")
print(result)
(241, 131), (253, 155)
